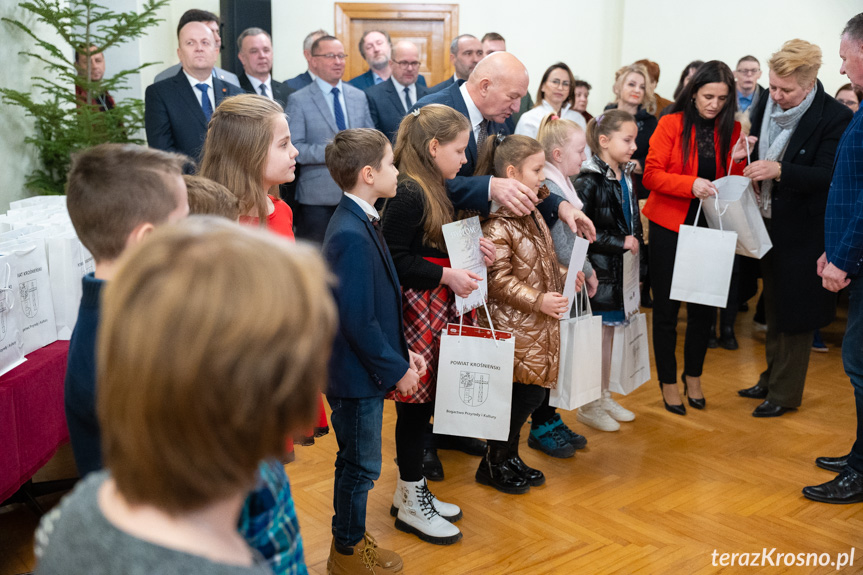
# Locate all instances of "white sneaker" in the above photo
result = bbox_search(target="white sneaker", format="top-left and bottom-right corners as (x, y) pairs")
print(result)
(390, 477), (462, 522)
(601, 390), (635, 422)
(577, 399), (620, 432)
(394, 478), (462, 545)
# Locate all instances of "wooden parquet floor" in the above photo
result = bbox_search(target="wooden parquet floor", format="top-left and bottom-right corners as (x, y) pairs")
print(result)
(2, 303), (862, 575)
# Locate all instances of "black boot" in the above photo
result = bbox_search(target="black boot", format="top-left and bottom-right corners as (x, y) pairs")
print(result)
(422, 448), (444, 482)
(475, 444), (529, 494)
(505, 453), (545, 486)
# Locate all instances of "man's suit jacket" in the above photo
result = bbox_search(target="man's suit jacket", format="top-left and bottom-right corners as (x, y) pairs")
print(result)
(429, 75), (456, 94)
(412, 81), (565, 221)
(348, 69), (427, 91)
(366, 78), (430, 142)
(285, 71), (313, 92)
(238, 73), (294, 109)
(145, 69), (243, 169)
(323, 196), (410, 398)
(286, 81), (374, 206)
(154, 63), (239, 87)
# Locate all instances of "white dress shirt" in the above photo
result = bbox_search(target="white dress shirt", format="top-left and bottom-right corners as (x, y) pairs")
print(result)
(183, 70), (214, 111)
(344, 193), (380, 220)
(391, 77), (416, 112)
(246, 73), (273, 99)
(316, 77), (350, 128)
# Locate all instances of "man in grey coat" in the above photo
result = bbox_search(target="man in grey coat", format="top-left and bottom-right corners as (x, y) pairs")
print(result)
(286, 35), (374, 243)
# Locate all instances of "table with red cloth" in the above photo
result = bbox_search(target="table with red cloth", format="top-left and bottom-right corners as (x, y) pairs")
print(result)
(0, 341), (70, 502)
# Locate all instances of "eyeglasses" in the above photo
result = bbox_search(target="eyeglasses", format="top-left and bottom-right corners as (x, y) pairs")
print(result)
(393, 60), (421, 68)
(736, 68), (760, 76)
(312, 53), (348, 61)
(547, 79), (571, 88)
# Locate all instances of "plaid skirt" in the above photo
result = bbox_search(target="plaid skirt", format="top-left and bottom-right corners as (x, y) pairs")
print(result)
(387, 260), (475, 403)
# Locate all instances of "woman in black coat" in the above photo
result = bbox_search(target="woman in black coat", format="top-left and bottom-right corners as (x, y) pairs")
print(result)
(737, 39), (853, 417)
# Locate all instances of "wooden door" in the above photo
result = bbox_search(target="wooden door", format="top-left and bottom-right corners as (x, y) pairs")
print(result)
(334, 3), (458, 86)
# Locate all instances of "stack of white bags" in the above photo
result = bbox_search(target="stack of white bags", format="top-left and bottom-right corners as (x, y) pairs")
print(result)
(0, 195), (94, 376)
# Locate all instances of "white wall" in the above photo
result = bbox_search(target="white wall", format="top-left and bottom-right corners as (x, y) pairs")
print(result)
(3, 1), (859, 209)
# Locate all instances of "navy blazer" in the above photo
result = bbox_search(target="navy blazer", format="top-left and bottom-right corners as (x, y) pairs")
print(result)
(145, 70), (243, 169)
(412, 81), (566, 226)
(285, 71), (313, 92)
(366, 78), (430, 142)
(349, 69), (427, 91)
(323, 196), (410, 398)
(238, 73), (294, 109)
(428, 75), (455, 94)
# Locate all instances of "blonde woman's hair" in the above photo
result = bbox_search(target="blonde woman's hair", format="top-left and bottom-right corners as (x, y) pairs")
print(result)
(475, 134), (544, 179)
(392, 104), (471, 251)
(98, 217), (336, 513)
(199, 94), (285, 225)
(536, 113), (583, 162)
(612, 63), (657, 115)
(768, 38), (822, 88)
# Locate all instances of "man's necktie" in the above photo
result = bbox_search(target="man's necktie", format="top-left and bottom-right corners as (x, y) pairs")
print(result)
(259, 83), (269, 98)
(403, 86), (413, 111)
(331, 87), (347, 131)
(196, 84), (213, 121)
(476, 119), (489, 150)
(371, 218), (388, 252)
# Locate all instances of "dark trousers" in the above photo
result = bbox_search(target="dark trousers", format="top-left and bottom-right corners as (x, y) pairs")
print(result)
(844, 277), (863, 475)
(711, 255), (742, 331)
(395, 402), (435, 482)
(759, 246), (813, 407)
(530, 388), (556, 428)
(649, 220), (715, 384)
(488, 382), (547, 455)
(294, 204), (337, 245)
(327, 395), (384, 547)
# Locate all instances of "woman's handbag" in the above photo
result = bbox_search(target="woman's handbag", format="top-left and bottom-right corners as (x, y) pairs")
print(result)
(550, 288), (602, 411)
(433, 305), (514, 441)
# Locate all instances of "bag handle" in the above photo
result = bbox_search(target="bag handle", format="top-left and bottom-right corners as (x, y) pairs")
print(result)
(0, 263), (14, 312)
(695, 198), (725, 233)
(728, 133), (752, 177)
(574, 284), (592, 318)
(457, 302), (500, 348)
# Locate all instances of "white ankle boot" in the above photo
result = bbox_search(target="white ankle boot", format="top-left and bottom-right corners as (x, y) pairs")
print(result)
(577, 399), (620, 431)
(601, 390), (635, 422)
(393, 478), (462, 545)
(390, 477), (462, 522)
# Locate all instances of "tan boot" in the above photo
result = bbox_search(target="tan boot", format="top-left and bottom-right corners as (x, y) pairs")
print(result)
(327, 532), (404, 574)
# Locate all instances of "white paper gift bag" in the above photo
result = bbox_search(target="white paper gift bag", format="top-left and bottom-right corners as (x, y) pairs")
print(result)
(47, 234), (95, 340)
(701, 176), (772, 259)
(550, 289), (602, 410)
(670, 201), (738, 308)
(608, 313), (651, 395)
(0, 259), (27, 376)
(0, 240), (58, 355)
(433, 308), (514, 441)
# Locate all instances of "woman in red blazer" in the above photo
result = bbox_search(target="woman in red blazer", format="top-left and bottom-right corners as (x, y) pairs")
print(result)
(642, 61), (749, 415)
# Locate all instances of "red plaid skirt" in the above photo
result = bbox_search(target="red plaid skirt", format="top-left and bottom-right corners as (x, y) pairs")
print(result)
(387, 258), (475, 403)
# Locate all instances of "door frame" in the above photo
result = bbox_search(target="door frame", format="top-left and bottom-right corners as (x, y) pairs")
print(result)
(334, 2), (459, 83)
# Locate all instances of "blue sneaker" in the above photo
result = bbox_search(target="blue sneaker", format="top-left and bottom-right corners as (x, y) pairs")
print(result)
(549, 413), (588, 449)
(528, 417), (576, 458)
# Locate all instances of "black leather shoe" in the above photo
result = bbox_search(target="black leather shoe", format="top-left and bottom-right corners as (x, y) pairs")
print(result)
(752, 400), (796, 418)
(802, 467), (863, 504)
(816, 454), (849, 473)
(505, 455), (545, 486)
(707, 334), (719, 349)
(682, 375), (705, 410)
(641, 288), (653, 309)
(738, 384), (768, 399)
(475, 452), (530, 494)
(660, 382), (686, 415)
(718, 326), (738, 350)
(422, 448), (444, 482)
(434, 434), (487, 456)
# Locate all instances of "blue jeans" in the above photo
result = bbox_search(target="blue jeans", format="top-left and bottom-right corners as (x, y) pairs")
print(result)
(844, 277), (863, 474)
(327, 395), (384, 547)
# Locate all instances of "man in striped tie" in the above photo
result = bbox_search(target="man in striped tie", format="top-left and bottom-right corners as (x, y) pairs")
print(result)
(287, 35), (375, 244)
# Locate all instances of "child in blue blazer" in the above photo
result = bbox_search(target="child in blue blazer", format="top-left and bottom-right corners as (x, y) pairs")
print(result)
(322, 128), (427, 575)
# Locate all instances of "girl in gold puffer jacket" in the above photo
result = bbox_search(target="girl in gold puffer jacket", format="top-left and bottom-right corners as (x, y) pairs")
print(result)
(475, 134), (584, 495)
